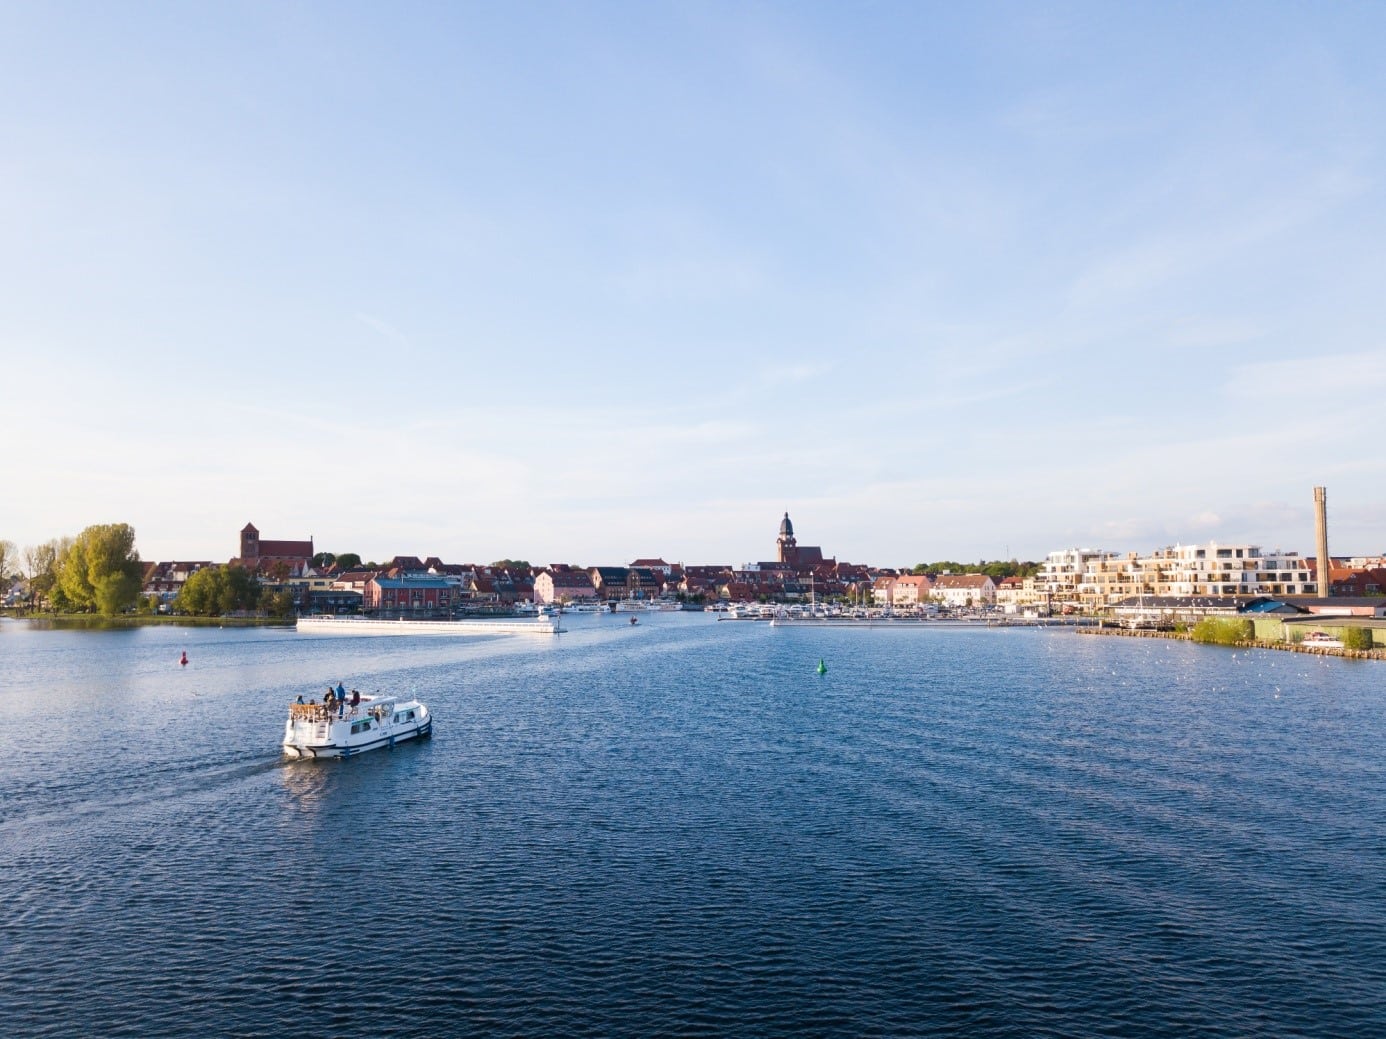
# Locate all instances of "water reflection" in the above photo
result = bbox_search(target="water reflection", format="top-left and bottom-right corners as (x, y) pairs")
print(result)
(278, 757), (334, 810)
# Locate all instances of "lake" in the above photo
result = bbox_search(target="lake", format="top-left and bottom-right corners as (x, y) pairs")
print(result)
(1, 614), (1382, 1037)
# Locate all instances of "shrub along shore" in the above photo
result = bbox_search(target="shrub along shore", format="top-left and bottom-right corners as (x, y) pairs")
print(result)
(2, 612), (291, 628)
(1079, 625), (1385, 660)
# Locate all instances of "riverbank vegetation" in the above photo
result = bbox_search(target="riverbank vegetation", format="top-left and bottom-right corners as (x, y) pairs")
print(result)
(176, 564), (294, 618)
(1, 525), (145, 616)
(2, 525), (296, 620)
(5, 613), (290, 629)
(1341, 626), (1373, 650)
(1190, 618), (1256, 645)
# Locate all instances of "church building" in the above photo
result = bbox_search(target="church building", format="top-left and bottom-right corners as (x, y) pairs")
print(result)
(775, 512), (830, 571)
(234, 522), (314, 576)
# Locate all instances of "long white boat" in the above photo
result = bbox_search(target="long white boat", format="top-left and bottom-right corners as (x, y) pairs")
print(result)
(297, 615), (560, 636)
(283, 694), (431, 759)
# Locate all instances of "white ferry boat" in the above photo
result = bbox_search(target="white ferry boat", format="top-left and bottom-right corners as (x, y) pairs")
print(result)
(283, 694), (432, 759)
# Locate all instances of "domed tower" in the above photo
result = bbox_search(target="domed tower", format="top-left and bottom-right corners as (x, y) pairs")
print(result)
(777, 512), (798, 565)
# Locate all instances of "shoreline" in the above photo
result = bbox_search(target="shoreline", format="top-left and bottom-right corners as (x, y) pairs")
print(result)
(1, 614), (292, 629)
(1077, 626), (1385, 660)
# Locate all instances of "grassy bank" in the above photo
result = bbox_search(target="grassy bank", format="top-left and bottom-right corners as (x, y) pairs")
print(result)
(2, 612), (292, 629)
(1078, 625), (1385, 660)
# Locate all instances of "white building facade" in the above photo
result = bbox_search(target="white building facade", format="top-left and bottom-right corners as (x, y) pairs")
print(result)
(1065, 542), (1318, 606)
(931, 574), (996, 606)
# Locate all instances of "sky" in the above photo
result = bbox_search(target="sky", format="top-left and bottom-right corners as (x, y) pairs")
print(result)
(3, 1), (1385, 569)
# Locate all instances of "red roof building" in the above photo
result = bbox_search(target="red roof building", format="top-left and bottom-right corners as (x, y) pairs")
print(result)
(235, 523), (313, 577)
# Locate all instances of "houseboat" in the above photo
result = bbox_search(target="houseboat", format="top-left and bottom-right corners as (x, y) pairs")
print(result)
(283, 693), (432, 759)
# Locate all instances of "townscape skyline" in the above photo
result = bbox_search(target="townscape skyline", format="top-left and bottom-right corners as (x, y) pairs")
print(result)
(8, 498), (1380, 580)
(5, 3), (1385, 562)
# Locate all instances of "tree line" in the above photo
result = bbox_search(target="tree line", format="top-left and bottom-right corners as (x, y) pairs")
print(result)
(910, 559), (1042, 579)
(0, 523), (292, 618)
(0, 524), (144, 615)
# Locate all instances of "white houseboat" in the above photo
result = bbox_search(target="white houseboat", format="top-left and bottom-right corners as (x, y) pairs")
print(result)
(283, 694), (432, 759)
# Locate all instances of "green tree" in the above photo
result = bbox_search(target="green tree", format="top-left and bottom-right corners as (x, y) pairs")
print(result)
(176, 567), (219, 616)
(176, 565), (263, 616)
(0, 539), (16, 584)
(262, 589), (296, 619)
(912, 559), (1040, 580)
(56, 523), (143, 615)
(23, 538), (69, 608)
(1341, 627), (1373, 650)
(1190, 618), (1254, 646)
(491, 559), (531, 572)
(334, 553), (362, 569)
(221, 566), (263, 613)
(311, 552), (337, 568)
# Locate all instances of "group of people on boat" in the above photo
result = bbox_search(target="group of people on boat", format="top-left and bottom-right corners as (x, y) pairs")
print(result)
(294, 682), (362, 721)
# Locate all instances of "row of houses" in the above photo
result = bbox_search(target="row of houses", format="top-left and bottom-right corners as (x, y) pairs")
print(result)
(115, 523), (1386, 617)
(870, 573), (1000, 608)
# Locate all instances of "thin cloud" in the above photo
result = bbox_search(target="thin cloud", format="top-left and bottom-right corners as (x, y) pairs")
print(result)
(759, 361), (834, 385)
(355, 314), (409, 346)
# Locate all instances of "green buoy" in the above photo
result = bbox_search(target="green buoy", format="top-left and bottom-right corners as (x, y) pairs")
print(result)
(816, 658), (827, 675)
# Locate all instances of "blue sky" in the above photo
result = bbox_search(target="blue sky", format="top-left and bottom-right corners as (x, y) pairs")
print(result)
(3, 1), (1384, 567)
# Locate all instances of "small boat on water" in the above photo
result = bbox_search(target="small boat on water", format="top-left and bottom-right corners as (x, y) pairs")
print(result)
(283, 693), (432, 759)
(1301, 631), (1343, 648)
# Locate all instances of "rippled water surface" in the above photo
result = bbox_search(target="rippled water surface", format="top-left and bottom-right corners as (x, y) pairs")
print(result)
(2, 614), (1383, 1037)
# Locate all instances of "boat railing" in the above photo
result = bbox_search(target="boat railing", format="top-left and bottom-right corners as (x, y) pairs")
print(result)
(290, 703), (335, 722)
(290, 700), (396, 723)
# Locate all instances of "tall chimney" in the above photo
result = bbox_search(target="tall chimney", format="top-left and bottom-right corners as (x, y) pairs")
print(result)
(1314, 486), (1330, 597)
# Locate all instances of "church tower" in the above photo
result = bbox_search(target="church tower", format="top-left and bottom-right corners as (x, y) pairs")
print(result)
(240, 523), (259, 560)
(777, 512), (797, 565)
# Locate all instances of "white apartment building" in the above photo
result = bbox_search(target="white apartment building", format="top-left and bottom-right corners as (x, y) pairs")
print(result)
(1036, 549), (1117, 605)
(1073, 542), (1318, 605)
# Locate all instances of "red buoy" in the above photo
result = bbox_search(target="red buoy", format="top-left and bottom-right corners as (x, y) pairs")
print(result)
(179, 651), (188, 667)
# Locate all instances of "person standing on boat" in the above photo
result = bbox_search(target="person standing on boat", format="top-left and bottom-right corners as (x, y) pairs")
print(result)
(324, 688), (335, 720)
(350, 689), (361, 714)
(336, 682), (347, 717)
(296, 695), (304, 705)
